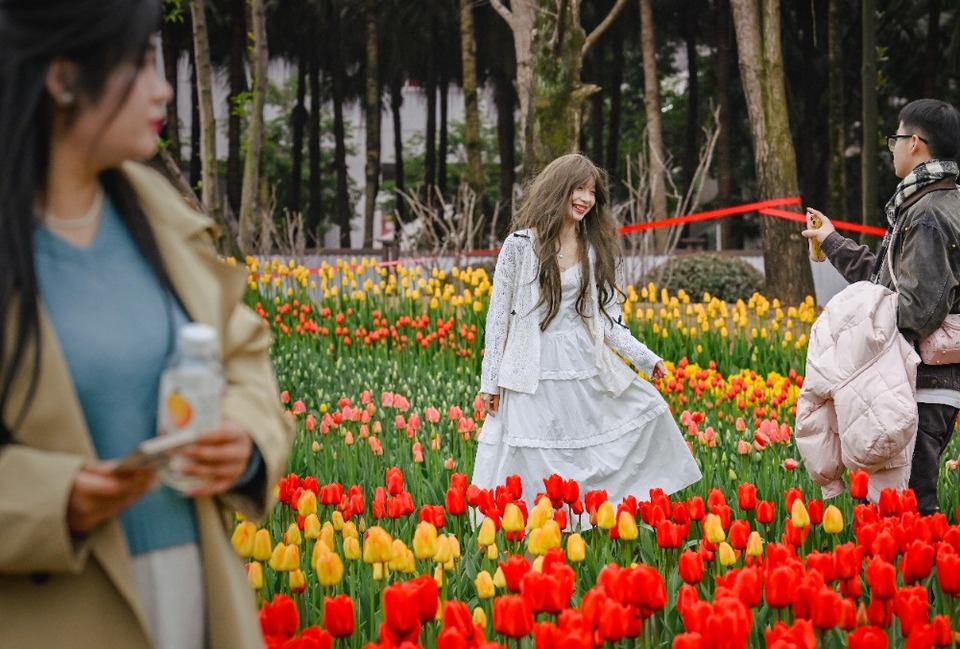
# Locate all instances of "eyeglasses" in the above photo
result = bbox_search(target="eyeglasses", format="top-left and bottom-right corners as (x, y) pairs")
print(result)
(886, 133), (928, 152)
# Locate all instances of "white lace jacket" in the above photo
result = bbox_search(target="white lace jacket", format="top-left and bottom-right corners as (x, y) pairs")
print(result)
(479, 229), (661, 395)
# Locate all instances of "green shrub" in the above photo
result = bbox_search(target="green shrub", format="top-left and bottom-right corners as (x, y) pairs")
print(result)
(649, 253), (765, 303)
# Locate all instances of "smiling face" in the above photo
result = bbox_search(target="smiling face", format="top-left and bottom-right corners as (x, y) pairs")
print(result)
(55, 45), (172, 173)
(566, 179), (597, 226)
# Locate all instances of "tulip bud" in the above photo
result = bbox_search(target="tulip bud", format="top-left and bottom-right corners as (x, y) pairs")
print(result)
(539, 520), (562, 552)
(413, 521), (438, 560)
(296, 490), (317, 517)
(473, 606), (487, 628)
(246, 561), (264, 589)
(718, 542), (737, 567)
(252, 529), (273, 562)
(617, 511), (639, 541)
(477, 517), (497, 547)
(331, 511), (345, 531)
(319, 522), (336, 552)
(342, 521), (359, 541)
(363, 526), (394, 564)
(822, 505), (843, 534)
(791, 499), (811, 529)
(526, 497), (552, 530)
(231, 520), (257, 558)
(284, 522), (302, 547)
(502, 503), (525, 533)
(434, 535), (453, 565)
(486, 543), (499, 561)
(303, 514), (321, 540)
(389, 540), (410, 572)
(493, 566), (507, 589)
(289, 568), (307, 593)
(566, 533), (586, 563)
(475, 570), (495, 599)
(746, 531), (764, 557)
(343, 536), (361, 561)
(596, 501), (616, 530)
(704, 513), (726, 544)
(448, 534), (462, 559)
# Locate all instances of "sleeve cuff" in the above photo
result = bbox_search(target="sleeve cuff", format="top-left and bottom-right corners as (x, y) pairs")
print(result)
(233, 443), (263, 489)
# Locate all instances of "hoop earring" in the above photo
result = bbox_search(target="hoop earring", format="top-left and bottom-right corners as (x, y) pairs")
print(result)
(59, 92), (75, 106)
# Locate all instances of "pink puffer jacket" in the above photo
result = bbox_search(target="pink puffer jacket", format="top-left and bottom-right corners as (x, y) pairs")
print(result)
(795, 281), (919, 502)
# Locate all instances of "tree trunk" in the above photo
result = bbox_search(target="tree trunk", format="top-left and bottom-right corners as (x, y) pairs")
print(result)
(494, 70), (516, 236)
(189, 54), (201, 190)
(326, 3), (351, 248)
(238, 0), (268, 254)
(682, 0), (700, 192)
(308, 49), (322, 246)
(424, 37), (438, 201)
(490, 0), (628, 175)
(640, 0), (668, 219)
(861, 0), (880, 247)
(188, 0), (225, 238)
(588, 39), (605, 163)
(227, 0), (247, 218)
(730, 0), (814, 304)
(438, 77), (449, 196)
(290, 52), (307, 218)
(362, 0), (380, 248)
(460, 0), (483, 192)
(923, 0), (941, 98)
(715, 0), (734, 246)
(604, 20), (624, 176)
(390, 76), (407, 224)
(827, 0), (847, 219)
(159, 17), (181, 168)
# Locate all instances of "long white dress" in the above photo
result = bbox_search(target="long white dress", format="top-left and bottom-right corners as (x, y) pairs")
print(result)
(472, 264), (702, 511)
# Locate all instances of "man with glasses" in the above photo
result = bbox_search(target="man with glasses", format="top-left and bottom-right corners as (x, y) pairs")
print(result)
(803, 98), (960, 515)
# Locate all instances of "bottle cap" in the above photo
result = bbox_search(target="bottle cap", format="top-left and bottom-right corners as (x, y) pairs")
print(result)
(177, 323), (220, 359)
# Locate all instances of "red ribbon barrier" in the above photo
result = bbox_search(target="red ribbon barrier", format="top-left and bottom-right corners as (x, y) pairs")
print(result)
(758, 207), (887, 237)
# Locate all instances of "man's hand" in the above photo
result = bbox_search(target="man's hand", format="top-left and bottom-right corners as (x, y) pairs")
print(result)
(802, 208), (837, 243)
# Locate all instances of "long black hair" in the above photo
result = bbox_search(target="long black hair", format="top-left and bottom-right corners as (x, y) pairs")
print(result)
(0, 0), (172, 441)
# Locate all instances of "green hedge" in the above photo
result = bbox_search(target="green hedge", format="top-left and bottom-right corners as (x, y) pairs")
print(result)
(650, 253), (765, 302)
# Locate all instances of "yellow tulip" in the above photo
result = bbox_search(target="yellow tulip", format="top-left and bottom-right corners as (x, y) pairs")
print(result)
(413, 522), (438, 560)
(822, 504), (844, 534)
(474, 570), (495, 599)
(372, 563), (386, 580)
(486, 543), (499, 561)
(477, 517), (496, 547)
(363, 526), (394, 564)
(493, 566), (506, 589)
(527, 529), (544, 557)
(617, 511), (639, 541)
(704, 514), (726, 544)
(566, 533), (586, 563)
(526, 497), (552, 530)
(596, 501), (616, 530)
(289, 568), (307, 592)
(314, 548), (344, 587)
(303, 514), (321, 540)
(252, 529), (273, 562)
(246, 561), (264, 589)
(449, 534), (462, 559)
(342, 521), (359, 541)
(269, 543), (300, 572)
(539, 520), (562, 552)
(331, 511), (345, 531)
(319, 522), (336, 552)
(389, 539), (410, 572)
(473, 606), (487, 628)
(718, 542), (737, 567)
(230, 521), (257, 558)
(433, 535), (453, 565)
(746, 531), (764, 557)
(343, 536), (361, 561)
(296, 490), (317, 517)
(284, 522), (302, 547)
(791, 499), (811, 529)
(502, 503), (524, 533)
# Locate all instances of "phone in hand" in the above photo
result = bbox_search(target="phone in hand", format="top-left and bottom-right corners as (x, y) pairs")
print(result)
(112, 430), (200, 474)
(807, 211), (826, 262)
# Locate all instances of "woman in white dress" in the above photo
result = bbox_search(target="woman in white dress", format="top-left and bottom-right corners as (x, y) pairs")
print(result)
(474, 154), (701, 515)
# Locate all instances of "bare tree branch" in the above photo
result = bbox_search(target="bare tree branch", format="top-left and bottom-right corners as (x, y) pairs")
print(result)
(582, 0), (629, 56)
(488, 0), (514, 27)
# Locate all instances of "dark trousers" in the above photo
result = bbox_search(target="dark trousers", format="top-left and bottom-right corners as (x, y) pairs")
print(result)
(908, 402), (959, 514)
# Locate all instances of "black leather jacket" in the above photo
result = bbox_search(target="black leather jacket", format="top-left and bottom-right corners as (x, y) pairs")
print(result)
(821, 175), (960, 391)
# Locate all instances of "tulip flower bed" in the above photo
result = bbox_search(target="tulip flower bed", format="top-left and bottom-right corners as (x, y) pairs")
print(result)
(237, 257), (960, 648)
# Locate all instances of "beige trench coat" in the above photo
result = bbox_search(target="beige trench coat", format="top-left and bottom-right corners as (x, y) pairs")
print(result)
(0, 162), (294, 648)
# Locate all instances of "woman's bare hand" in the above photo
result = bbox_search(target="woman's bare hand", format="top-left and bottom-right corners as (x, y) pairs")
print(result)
(175, 419), (254, 497)
(67, 462), (157, 536)
(479, 392), (501, 415)
(651, 361), (668, 380)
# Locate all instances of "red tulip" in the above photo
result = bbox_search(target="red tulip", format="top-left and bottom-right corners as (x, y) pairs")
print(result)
(847, 625), (889, 649)
(727, 519), (751, 551)
(322, 595), (354, 638)
(493, 595), (534, 638)
(811, 586), (841, 630)
(409, 574), (440, 623)
(676, 584), (700, 617)
(382, 582), (420, 637)
(385, 467), (404, 496)
(499, 554), (531, 594)
(936, 545), (960, 595)
(865, 556), (897, 600)
(900, 540), (935, 584)
(806, 499), (824, 525)
(625, 564), (667, 614)
(732, 566), (762, 608)
(878, 488), (900, 517)
(765, 564), (799, 608)
(259, 593), (299, 640)
(834, 542), (863, 580)
(596, 599), (631, 642)
(688, 496), (706, 521)
(656, 520), (687, 549)
(543, 474), (564, 506)
(562, 478), (580, 505)
(445, 487), (466, 516)
(763, 619), (816, 649)
(893, 586), (929, 638)
(849, 469), (870, 499)
(929, 614), (952, 647)
(867, 596), (894, 628)
(679, 549), (705, 584)
(737, 483), (757, 511)
(841, 576), (863, 599)
(505, 475), (523, 500)
(839, 597), (857, 631)
(805, 551), (837, 583)
(672, 632), (704, 649)
(756, 500), (775, 525)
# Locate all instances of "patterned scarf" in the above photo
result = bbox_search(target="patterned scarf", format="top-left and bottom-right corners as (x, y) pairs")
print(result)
(872, 158), (960, 282)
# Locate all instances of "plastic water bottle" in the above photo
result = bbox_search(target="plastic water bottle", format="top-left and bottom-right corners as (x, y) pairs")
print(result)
(157, 323), (224, 491)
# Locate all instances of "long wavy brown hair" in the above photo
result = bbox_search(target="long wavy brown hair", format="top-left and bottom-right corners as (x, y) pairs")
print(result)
(511, 153), (622, 331)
